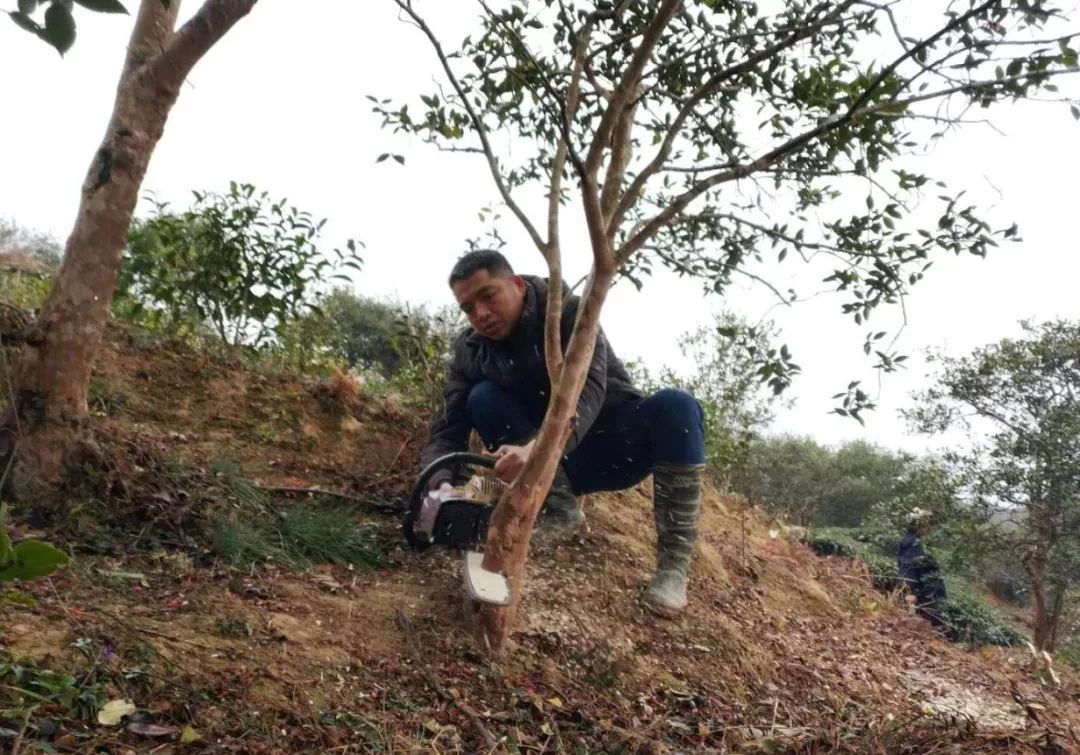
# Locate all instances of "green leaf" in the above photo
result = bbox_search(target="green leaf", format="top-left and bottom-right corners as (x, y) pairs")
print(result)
(1071, 105), (1079, 121)
(17, 0), (38, 14)
(8, 10), (41, 33)
(73, 0), (128, 13)
(0, 540), (70, 581)
(42, 1), (76, 56)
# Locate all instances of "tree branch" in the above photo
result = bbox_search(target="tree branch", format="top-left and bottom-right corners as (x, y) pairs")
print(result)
(583, 0), (682, 273)
(616, 66), (1080, 263)
(150, 0), (258, 91)
(475, 0), (587, 177)
(396, 611), (498, 750)
(542, 13), (594, 386)
(584, 0), (681, 179)
(599, 85), (639, 226)
(125, 0), (181, 76)
(849, 0), (999, 115)
(393, 0), (547, 254)
(610, 0), (857, 235)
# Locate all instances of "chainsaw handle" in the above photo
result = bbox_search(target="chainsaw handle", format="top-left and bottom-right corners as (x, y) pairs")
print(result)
(404, 452), (495, 552)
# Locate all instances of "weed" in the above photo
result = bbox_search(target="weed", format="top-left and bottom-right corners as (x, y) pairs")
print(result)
(88, 376), (127, 417)
(568, 642), (623, 689)
(0, 652), (106, 723)
(214, 617), (254, 638)
(214, 502), (385, 570)
(208, 457), (265, 505)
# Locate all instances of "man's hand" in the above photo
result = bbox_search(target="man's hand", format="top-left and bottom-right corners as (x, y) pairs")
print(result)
(487, 439), (536, 483)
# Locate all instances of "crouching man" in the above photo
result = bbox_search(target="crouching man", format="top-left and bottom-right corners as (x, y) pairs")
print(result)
(419, 250), (706, 615)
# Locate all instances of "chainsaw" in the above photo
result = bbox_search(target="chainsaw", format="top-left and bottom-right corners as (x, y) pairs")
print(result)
(403, 452), (512, 606)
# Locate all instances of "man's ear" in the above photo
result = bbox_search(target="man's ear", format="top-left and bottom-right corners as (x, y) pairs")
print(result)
(510, 275), (526, 296)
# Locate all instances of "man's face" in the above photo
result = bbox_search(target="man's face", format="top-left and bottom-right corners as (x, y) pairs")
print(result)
(452, 269), (526, 341)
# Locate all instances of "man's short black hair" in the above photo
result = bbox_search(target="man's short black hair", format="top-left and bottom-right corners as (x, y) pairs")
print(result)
(448, 249), (514, 286)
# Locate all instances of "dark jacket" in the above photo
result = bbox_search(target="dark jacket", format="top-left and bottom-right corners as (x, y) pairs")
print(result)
(420, 275), (641, 468)
(897, 527), (946, 602)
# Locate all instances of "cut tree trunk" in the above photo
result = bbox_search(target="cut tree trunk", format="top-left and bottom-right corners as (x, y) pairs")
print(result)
(7, 0), (257, 502)
(475, 269), (614, 655)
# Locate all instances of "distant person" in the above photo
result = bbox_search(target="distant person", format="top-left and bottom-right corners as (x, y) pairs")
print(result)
(419, 250), (706, 615)
(897, 508), (949, 630)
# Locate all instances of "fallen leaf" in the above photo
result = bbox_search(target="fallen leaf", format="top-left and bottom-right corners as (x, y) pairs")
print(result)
(98, 698), (137, 726)
(547, 696), (563, 709)
(180, 725), (202, 744)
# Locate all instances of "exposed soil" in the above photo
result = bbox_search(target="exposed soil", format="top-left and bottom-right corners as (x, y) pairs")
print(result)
(1, 329), (1077, 754)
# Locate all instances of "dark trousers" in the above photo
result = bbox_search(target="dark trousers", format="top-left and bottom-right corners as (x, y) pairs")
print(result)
(465, 381), (705, 495)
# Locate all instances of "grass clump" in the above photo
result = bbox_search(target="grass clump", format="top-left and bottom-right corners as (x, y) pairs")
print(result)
(214, 502), (385, 570)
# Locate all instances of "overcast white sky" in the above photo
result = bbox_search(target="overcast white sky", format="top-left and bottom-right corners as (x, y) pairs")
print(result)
(1, 2), (1078, 454)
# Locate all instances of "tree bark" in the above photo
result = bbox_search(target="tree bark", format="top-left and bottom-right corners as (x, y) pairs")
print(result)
(1026, 557), (1059, 652)
(8, 0), (257, 500)
(476, 269), (615, 655)
(1046, 582), (1066, 652)
(1032, 582), (1050, 651)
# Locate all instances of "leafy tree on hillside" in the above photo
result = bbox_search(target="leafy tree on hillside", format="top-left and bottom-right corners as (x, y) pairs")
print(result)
(384, 0), (1080, 652)
(909, 320), (1080, 651)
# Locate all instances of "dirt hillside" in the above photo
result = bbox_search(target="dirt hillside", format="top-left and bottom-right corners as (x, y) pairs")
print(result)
(1, 328), (1077, 754)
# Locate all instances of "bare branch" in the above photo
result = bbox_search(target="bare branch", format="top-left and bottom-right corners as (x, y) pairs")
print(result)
(435, 144), (486, 154)
(584, 0), (681, 181)
(599, 86), (640, 225)
(393, 0), (547, 254)
(150, 0), (258, 91)
(125, 0), (181, 75)
(647, 243), (796, 308)
(583, 0), (683, 273)
(542, 13), (596, 385)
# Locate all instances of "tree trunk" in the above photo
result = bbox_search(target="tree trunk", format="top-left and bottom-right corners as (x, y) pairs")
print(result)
(7, 0), (257, 501)
(1027, 560), (1056, 652)
(476, 269), (614, 655)
(1046, 582), (1066, 652)
(1032, 587), (1048, 650)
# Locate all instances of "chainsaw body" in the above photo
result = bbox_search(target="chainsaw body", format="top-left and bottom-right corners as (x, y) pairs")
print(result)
(403, 452), (499, 552)
(403, 452), (512, 606)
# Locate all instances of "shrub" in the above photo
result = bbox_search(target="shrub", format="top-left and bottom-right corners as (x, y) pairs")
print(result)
(115, 183), (361, 351)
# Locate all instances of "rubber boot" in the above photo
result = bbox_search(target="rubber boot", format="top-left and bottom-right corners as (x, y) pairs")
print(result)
(643, 462), (704, 615)
(535, 464), (584, 540)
